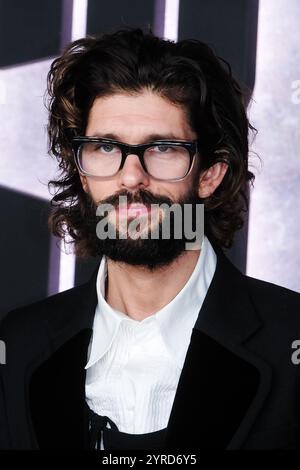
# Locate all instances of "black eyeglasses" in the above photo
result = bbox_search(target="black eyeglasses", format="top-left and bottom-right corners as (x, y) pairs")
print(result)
(72, 136), (199, 181)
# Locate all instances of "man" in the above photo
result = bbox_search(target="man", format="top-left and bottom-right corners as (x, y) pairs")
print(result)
(1, 27), (300, 451)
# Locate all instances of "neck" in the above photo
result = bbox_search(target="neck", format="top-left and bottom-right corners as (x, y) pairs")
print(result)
(104, 249), (201, 321)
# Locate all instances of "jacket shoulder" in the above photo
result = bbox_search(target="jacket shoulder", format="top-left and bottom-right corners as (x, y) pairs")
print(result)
(0, 282), (91, 344)
(244, 274), (300, 327)
(245, 274), (300, 302)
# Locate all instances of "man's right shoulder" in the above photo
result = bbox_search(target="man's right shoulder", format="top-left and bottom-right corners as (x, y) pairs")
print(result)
(0, 282), (90, 342)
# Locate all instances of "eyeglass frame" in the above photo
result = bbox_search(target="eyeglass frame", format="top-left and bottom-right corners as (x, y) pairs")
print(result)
(71, 136), (200, 182)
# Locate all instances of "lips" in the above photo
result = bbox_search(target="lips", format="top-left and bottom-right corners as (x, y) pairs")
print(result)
(117, 204), (151, 217)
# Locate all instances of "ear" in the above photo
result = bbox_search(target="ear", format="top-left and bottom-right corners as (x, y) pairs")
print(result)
(79, 174), (88, 193)
(198, 161), (229, 198)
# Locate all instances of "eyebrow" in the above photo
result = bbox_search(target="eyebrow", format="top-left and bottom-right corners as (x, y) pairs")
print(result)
(89, 132), (188, 143)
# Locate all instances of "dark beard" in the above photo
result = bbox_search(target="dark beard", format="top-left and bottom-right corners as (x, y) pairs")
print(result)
(84, 185), (203, 271)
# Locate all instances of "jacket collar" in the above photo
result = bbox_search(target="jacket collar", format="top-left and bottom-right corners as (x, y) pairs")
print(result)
(26, 241), (271, 449)
(165, 242), (272, 449)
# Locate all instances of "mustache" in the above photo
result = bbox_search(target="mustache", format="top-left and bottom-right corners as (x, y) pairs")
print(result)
(94, 189), (175, 209)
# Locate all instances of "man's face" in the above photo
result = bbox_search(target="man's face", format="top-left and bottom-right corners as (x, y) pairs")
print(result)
(80, 89), (203, 270)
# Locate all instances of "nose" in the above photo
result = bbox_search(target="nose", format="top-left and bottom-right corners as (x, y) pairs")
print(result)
(117, 153), (150, 190)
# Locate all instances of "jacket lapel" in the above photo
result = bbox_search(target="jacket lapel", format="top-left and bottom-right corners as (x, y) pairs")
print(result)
(27, 271), (98, 449)
(165, 243), (272, 449)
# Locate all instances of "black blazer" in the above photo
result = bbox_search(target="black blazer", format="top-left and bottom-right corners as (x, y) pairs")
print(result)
(1, 244), (300, 450)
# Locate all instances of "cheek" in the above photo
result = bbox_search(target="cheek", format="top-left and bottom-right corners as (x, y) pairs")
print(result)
(164, 181), (194, 202)
(83, 179), (111, 203)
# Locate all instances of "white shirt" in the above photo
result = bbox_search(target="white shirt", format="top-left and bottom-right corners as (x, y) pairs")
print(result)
(85, 235), (217, 446)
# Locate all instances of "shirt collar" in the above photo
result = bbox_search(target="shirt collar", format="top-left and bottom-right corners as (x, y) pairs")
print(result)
(85, 235), (217, 369)
(154, 235), (216, 365)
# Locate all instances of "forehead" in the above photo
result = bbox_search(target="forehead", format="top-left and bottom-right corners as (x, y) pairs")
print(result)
(85, 90), (196, 141)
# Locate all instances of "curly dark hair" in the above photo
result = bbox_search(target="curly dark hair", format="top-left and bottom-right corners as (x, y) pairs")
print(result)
(46, 26), (256, 258)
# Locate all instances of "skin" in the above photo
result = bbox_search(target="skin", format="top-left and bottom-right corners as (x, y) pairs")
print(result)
(80, 89), (228, 321)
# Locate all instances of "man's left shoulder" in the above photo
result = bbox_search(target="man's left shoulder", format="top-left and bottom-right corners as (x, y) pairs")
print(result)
(244, 274), (300, 326)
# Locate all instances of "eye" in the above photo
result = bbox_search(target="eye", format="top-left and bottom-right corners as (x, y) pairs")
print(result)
(152, 145), (172, 153)
(96, 143), (116, 153)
